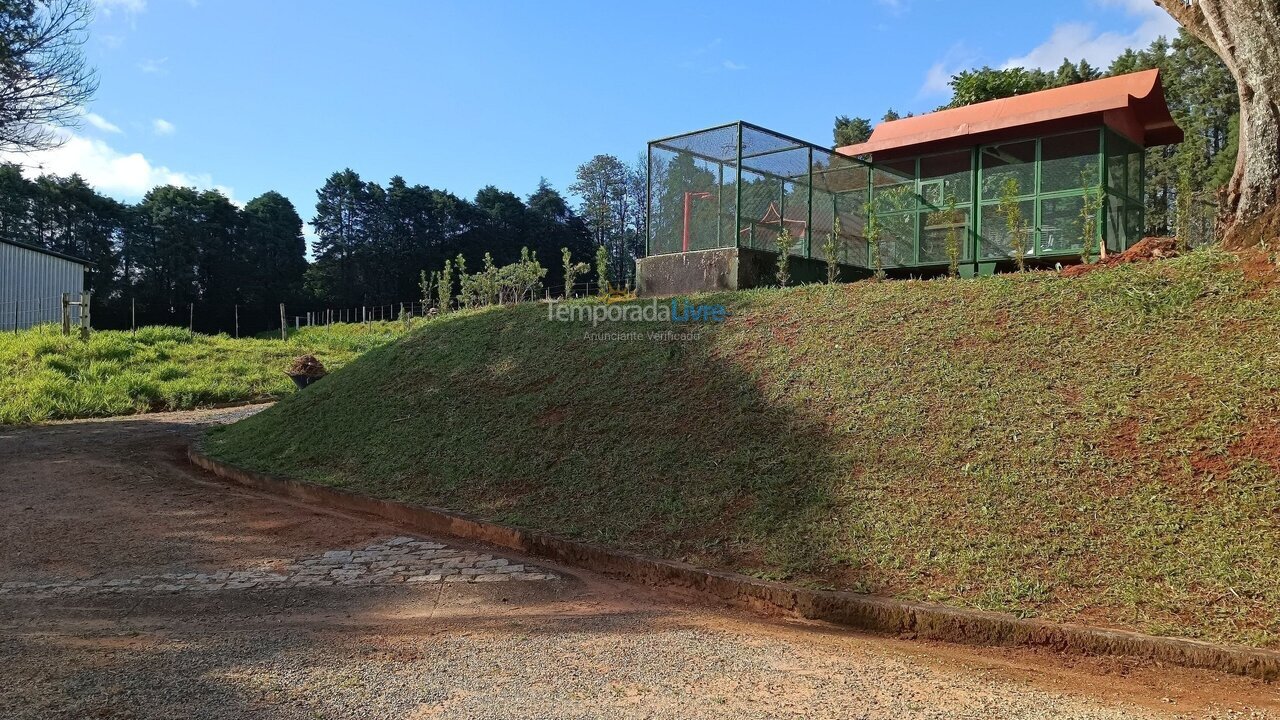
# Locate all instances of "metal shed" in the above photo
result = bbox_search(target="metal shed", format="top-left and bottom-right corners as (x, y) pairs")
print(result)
(0, 238), (89, 331)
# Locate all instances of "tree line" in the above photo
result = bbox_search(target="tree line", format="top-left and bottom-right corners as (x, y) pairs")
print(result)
(834, 29), (1238, 239)
(0, 155), (645, 335)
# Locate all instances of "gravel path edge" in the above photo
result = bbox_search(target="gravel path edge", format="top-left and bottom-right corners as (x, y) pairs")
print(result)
(188, 443), (1280, 682)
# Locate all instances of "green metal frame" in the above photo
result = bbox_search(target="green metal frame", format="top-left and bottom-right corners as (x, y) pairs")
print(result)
(647, 121), (1141, 274)
(647, 120), (873, 263)
(971, 128), (1107, 263)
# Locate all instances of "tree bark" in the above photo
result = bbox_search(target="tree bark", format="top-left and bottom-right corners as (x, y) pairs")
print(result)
(1155, 0), (1280, 249)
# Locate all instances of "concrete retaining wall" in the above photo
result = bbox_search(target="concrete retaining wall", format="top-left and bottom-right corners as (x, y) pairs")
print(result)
(636, 247), (866, 297)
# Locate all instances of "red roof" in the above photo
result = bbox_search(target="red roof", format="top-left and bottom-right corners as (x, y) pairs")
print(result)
(837, 69), (1182, 159)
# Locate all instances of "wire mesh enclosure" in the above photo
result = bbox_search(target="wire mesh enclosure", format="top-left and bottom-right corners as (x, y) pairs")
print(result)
(647, 122), (874, 268)
(647, 122), (1146, 283)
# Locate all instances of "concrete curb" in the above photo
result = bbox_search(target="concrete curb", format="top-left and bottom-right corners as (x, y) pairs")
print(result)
(188, 445), (1280, 681)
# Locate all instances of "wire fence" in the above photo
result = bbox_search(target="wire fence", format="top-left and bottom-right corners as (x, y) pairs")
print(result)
(0, 293), (85, 333)
(4, 281), (614, 337)
(288, 282), (606, 330)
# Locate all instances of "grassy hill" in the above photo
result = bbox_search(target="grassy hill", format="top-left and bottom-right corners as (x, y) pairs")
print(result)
(0, 322), (411, 424)
(203, 248), (1280, 648)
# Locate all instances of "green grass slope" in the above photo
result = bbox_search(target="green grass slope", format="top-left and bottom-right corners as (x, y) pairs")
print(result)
(204, 249), (1280, 648)
(0, 322), (411, 423)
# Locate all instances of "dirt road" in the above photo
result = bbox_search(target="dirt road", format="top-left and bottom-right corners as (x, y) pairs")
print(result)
(0, 408), (1275, 719)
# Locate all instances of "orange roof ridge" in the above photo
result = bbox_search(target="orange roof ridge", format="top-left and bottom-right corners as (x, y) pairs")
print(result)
(837, 69), (1181, 158)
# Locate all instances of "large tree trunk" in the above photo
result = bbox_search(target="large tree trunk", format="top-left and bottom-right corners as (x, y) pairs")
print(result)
(1155, 0), (1280, 249)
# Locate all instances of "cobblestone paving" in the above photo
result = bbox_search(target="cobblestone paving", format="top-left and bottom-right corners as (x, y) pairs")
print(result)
(0, 536), (558, 597)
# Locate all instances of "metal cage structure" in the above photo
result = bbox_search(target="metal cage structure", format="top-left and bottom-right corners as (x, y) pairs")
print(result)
(646, 122), (876, 269)
(645, 122), (1148, 279)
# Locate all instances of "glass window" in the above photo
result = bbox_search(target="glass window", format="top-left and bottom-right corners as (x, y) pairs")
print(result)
(981, 141), (1035, 201)
(979, 200), (1034, 259)
(920, 208), (969, 264)
(1039, 195), (1087, 254)
(919, 151), (971, 208)
(1040, 131), (1100, 194)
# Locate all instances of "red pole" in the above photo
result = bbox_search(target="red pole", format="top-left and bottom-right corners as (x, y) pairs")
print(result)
(682, 191), (692, 253)
(682, 192), (713, 253)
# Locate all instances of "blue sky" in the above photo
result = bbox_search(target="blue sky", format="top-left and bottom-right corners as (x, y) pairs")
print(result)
(8, 0), (1177, 241)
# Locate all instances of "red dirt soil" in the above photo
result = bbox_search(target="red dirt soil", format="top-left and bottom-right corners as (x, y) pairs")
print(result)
(1060, 237), (1180, 278)
(286, 354), (328, 377)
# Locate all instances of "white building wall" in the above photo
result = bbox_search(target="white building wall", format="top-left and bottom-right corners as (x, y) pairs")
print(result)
(0, 241), (88, 331)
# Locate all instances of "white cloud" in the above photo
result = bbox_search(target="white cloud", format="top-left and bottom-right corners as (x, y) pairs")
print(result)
(918, 44), (979, 98)
(722, 60), (747, 71)
(1002, 0), (1178, 70)
(1, 129), (235, 203)
(81, 111), (122, 134)
(151, 118), (175, 136)
(93, 0), (146, 14)
(137, 57), (168, 75)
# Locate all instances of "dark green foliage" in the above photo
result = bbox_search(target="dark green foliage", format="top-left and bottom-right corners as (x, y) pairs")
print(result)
(947, 66), (1059, 108)
(1110, 32), (1237, 237)
(833, 115), (872, 147)
(243, 191), (309, 309)
(569, 154), (645, 288)
(595, 245), (609, 295)
(308, 171), (592, 311)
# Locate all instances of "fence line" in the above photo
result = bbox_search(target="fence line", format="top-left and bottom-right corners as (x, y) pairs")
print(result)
(0, 293), (84, 333)
(4, 281), (616, 337)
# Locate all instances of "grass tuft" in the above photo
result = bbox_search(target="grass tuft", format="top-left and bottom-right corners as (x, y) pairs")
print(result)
(0, 321), (413, 424)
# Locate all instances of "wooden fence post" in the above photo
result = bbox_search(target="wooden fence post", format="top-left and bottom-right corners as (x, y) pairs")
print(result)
(61, 293), (70, 336)
(234, 304), (239, 338)
(188, 303), (193, 332)
(280, 303), (287, 340)
(80, 293), (91, 340)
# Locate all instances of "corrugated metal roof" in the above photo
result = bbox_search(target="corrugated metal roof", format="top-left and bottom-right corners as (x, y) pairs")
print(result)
(0, 237), (91, 266)
(838, 69), (1183, 158)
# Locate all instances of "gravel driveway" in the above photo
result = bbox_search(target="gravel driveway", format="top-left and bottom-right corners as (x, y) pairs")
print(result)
(0, 408), (1275, 719)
